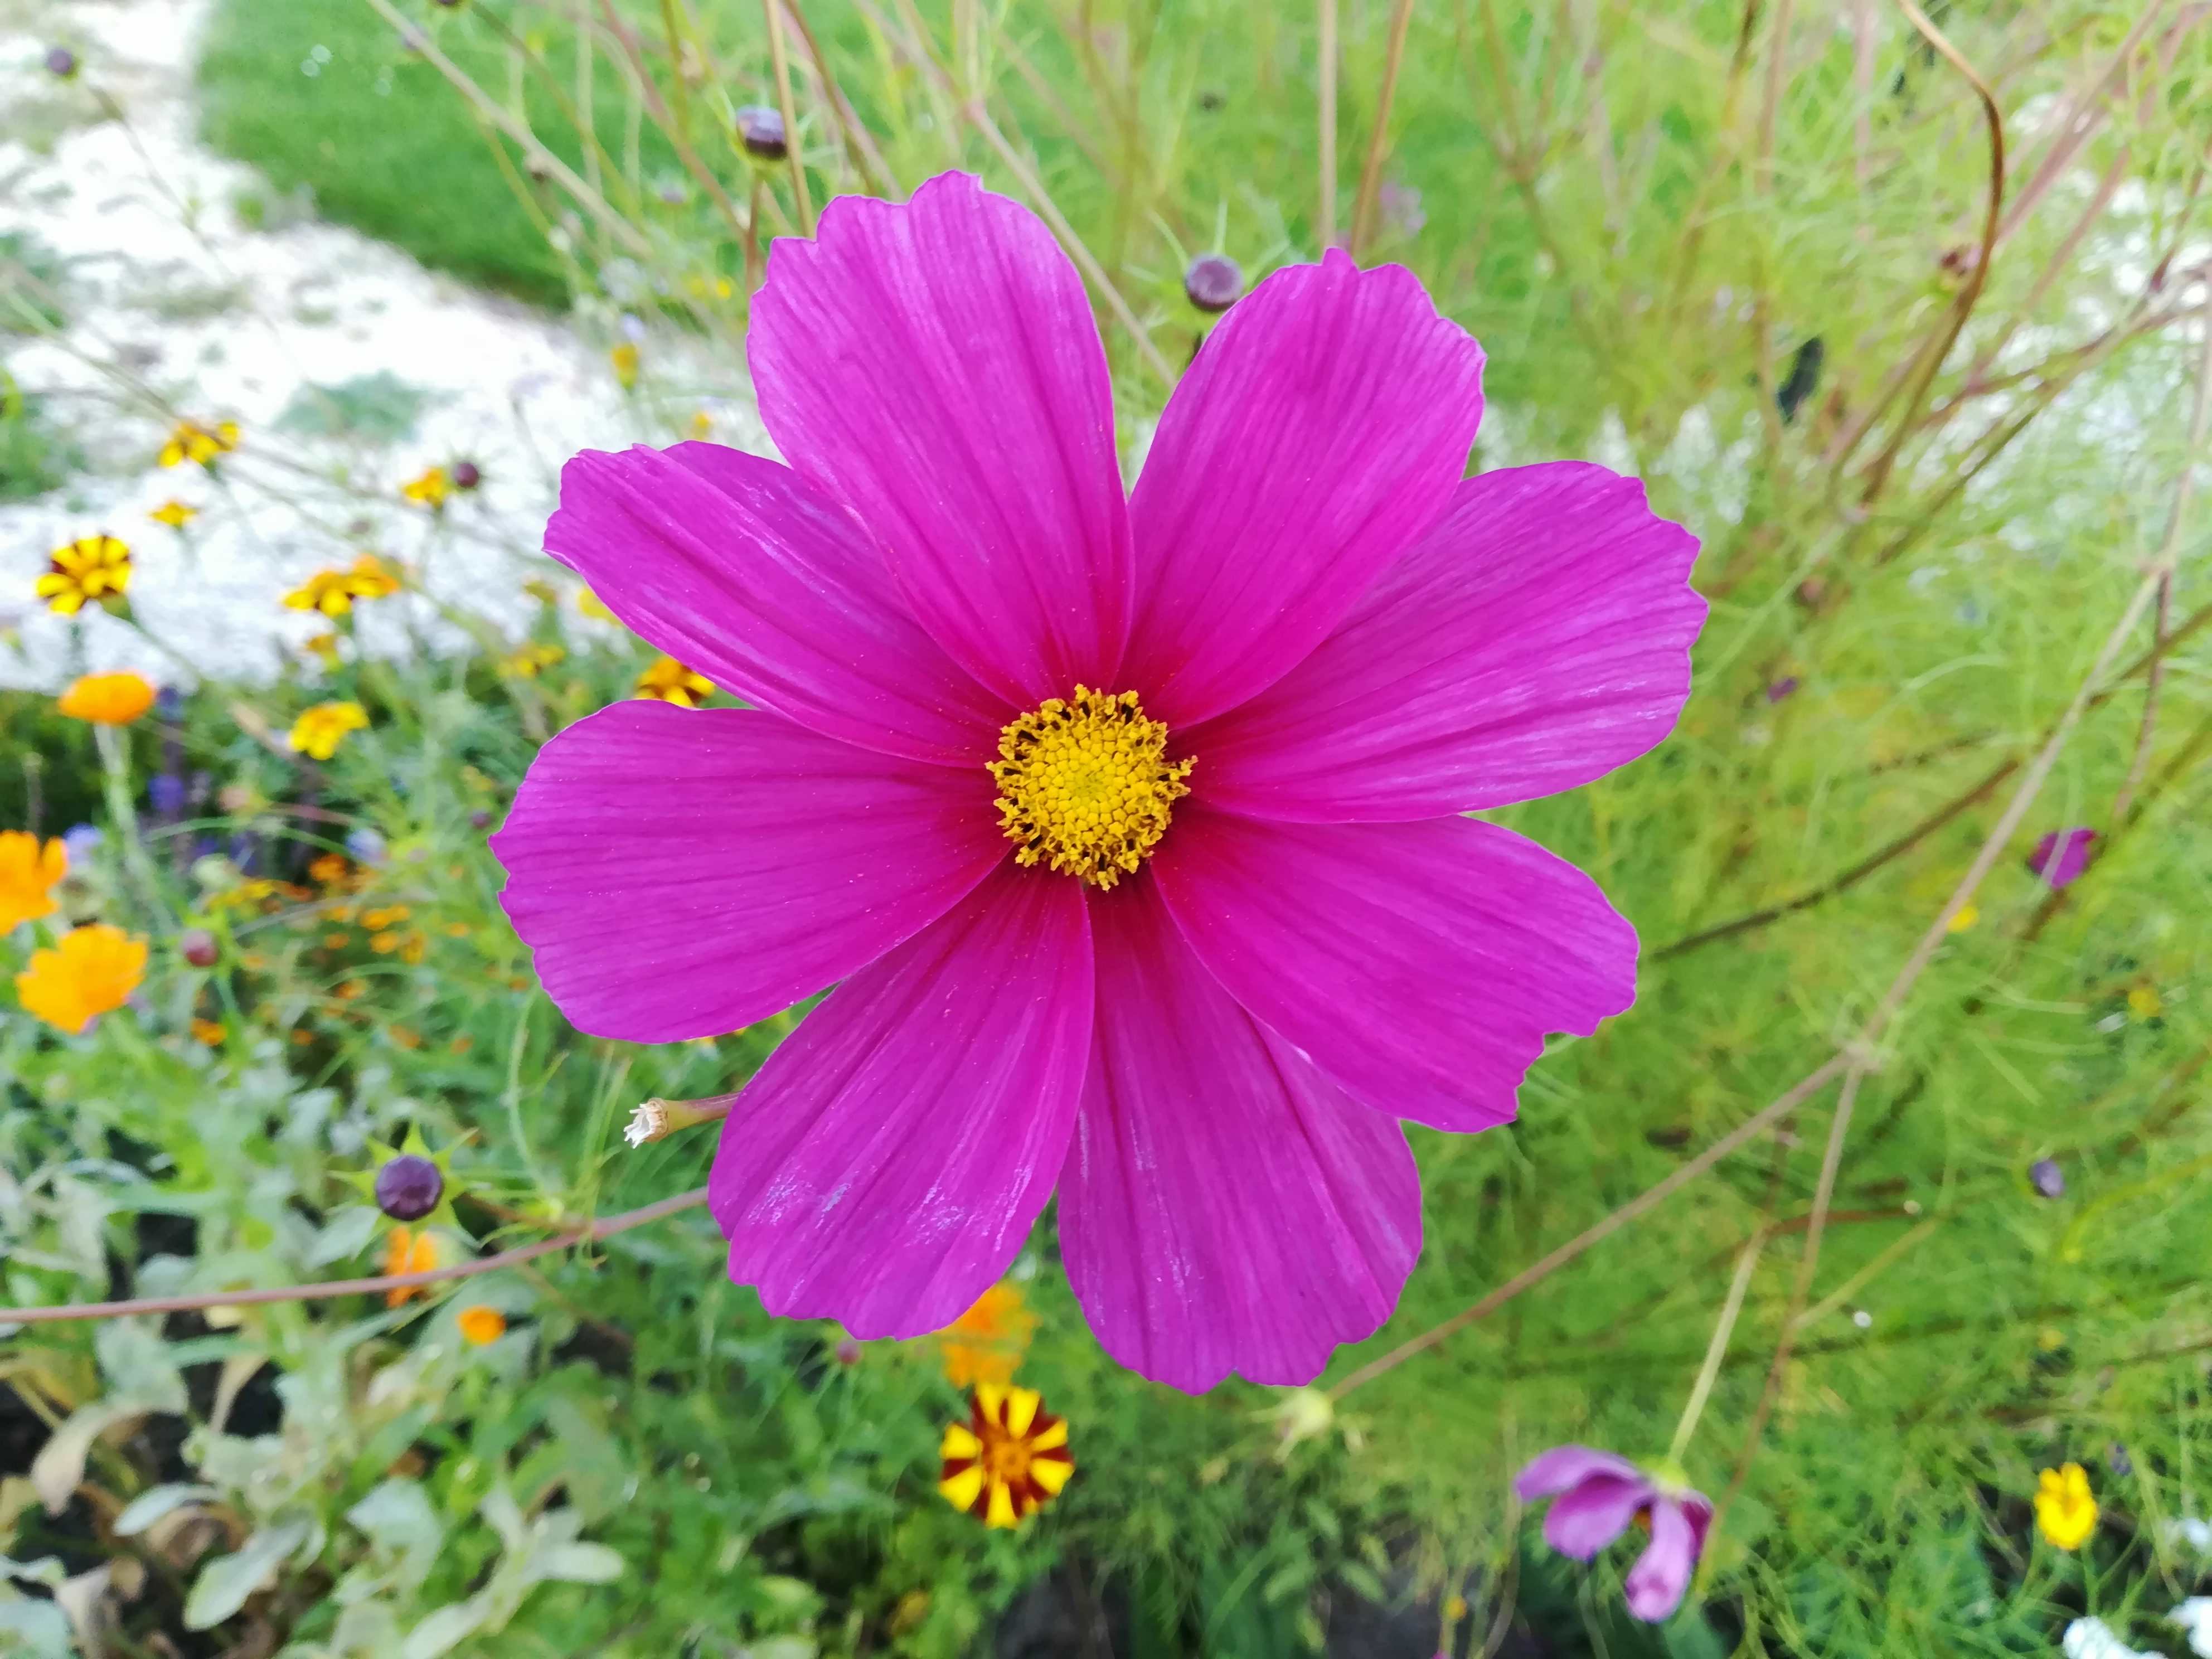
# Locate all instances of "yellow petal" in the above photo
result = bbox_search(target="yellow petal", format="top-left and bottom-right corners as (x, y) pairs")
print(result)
(1030, 1455), (1073, 1495)
(974, 1381), (1008, 1427)
(939, 1464), (985, 1514)
(940, 1424), (982, 1462)
(984, 1479), (1017, 1529)
(1027, 1418), (1069, 1453)
(1004, 1386), (1041, 1438)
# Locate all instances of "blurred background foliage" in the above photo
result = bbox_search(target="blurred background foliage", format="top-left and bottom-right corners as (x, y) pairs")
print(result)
(7, 0), (2212, 1653)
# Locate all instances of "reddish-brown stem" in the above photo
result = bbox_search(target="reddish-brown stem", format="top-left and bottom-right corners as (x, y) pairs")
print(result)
(1348, 0), (1419, 254)
(2, 1189), (709, 1326)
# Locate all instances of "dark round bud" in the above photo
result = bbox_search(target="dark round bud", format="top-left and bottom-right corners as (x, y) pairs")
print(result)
(469, 808), (493, 830)
(2029, 1158), (2065, 1200)
(2108, 1442), (2132, 1477)
(375, 1154), (444, 1221)
(833, 1337), (862, 1366)
(1183, 253), (1243, 315)
(451, 460), (482, 491)
(179, 928), (219, 968)
(45, 45), (79, 78)
(735, 105), (788, 161)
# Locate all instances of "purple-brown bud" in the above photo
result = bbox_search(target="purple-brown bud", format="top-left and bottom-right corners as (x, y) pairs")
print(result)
(375, 1154), (444, 1221)
(1183, 253), (1243, 314)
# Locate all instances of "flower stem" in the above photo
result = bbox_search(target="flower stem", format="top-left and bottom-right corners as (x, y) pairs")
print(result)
(1667, 1235), (1765, 1464)
(94, 722), (165, 921)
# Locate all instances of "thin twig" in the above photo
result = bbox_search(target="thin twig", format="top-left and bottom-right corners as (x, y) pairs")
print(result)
(1318, 0), (1339, 246)
(1349, 0), (1419, 254)
(779, 0), (897, 196)
(763, 0), (815, 232)
(1327, 1056), (1850, 1398)
(1, 1190), (710, 1326)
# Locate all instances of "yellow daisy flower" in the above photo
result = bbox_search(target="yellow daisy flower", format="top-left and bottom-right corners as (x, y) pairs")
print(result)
(633, 656), (716, 708)
(939, 1384), (1074, 1529)
(937, 1282), (1037, 1390)
(0, 832), (67, 933)
(36, 535), (132, 615)
(57, 671), (156, 725)
(158, 419), (239, 468)
(14, 924), (148, 1035)
(289, 701), (370, 761)
(610, 342), (641, 390)
(2035, 1463), (2097, 1551)
(576, 588), (617, 622)
(285, 554), (401, 618)
(401, 465), (450, 510)
(150, 499), (199, 529)
(498, 643), (567, 678)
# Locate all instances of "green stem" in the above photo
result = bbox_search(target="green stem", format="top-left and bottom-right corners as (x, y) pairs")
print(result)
(1667, 1236), (1764, 1465)
(94, 724), (167, 924)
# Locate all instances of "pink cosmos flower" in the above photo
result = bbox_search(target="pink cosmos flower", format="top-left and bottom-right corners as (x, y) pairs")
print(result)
(491, 172), (1704, 1393)
(1515, 1446), (1712, 1622)
(2028, 826), (2098, 889)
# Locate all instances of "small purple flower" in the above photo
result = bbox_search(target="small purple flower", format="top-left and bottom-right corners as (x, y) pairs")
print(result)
(45, 45), (79, 78)
(2030, 1158), (2065, 1199)
(1764, 676), (1799, 704)
(62, 823), (104, 863)
(1183, 253), (1244, 314)
(375, 1154), (444, 1221)
(1515, 1445), (1711, 1622)
(149, 773), (187, 816)
(345, 827), (390, 867)
(2028, 827), (2097, 890)
(1378, 180), (1426, 241)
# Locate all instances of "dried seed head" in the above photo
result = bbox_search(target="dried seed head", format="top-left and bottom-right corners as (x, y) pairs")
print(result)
(375, 1153), (444, 1220)
(1183, 253), (1244, 314)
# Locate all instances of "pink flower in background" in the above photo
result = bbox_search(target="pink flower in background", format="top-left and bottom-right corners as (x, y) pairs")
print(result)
(2029, 826), (2098, 889)
(1516, 1446), (1712, 1622)
(492, 172), (1704, 1393)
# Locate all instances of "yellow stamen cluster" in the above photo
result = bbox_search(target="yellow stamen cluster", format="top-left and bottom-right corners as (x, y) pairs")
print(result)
(989, 687), (1192, 890)
(37, 535), (132, 615)
(634, 657), (716, 707)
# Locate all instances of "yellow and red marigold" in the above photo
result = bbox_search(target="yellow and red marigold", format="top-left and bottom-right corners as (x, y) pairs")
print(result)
(939, 1383), (1073, 1529)
(37, 535), (132, 614)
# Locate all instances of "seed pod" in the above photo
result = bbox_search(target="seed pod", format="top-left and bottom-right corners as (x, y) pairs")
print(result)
(2029, 1158), (2064, 1200)
(179, 929), (219, 968)
(735, 105), (788, 161)
(375, 1153), (444, 1221)
(1183, 253), (1243, 315)
(451, 460), (482, 491)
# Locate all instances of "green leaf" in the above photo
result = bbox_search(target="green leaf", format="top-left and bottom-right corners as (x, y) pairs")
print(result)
(184, 1516), (313, 1629)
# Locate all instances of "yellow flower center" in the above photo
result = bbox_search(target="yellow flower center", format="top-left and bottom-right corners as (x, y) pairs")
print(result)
(988, 686), (1193, 890)
(983, 1430), (1035, 1486)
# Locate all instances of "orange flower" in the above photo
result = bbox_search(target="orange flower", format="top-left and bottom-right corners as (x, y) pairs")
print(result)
(57, 671), (156, 725)
(14, 924), (147, 1035)
(938, 1282), (1036, 1389)
(0, 832), (67, 933)
(383, 1227), (439, 1306)
(457, 1306), (507, 1345)
(190, 1017), (226, 1046)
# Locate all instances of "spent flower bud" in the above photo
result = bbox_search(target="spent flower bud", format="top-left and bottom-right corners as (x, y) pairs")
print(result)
(375, 1153), (444, 1220)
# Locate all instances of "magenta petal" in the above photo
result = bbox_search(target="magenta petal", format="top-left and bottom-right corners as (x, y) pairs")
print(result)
(491, 702), (1007, 1042)
(1515, 1445), (1646, 1501)
(1189, 464), (1705, 821)
(748, 173), (1133, 705)
(546, 442), (1008, 764)
(1623, 1496), (1702, 1621)
(2027, 826), (2098, 889)
(1058, 881), (1421, 1394)
(1154, 811), (1637, 1132)
(1542, 1476), (1652, 1562)
(1120, 250), (1486, 728)
(709, 864), (1093, 1338)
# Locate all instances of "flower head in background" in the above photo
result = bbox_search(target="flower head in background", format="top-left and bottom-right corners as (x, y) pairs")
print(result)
(58, 671), (156, 725)
(1183, 253), (1243, 314)
(2036, 1462), (2097, 1550)
(1516, 1447), (1712, 1622)
(14, 924), (147, 1035)
(345, 827), (390, 867)
(458, 1306), (507, 1345)
(0, 833), (67, 933)
(286, 554), (401, 617)
(37, 535), (132, 614)
(938, 1282), (1037, 1388)
(158, 419), (239, 468)
(492, 173), (1703, 1391)
(383, 1226), (439, 1306)
(2029, 827), (2097, 890)
(2063, 1618), (2156, 1659)
(576, 588), (617, 622)
(190, 1017), (226, 1046)
(289, 701), (370, 761)
(150, 499), (199, 530)
(632, 657), (715, 707)
(401, 466), (451, 510)
(1946, 902), (1979, 934)
(2171, 1599), (2212, 1658)
(939, 1384), (1073, 1528)
(499, 643), (567, 678)
(610, 342), (641, 390)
